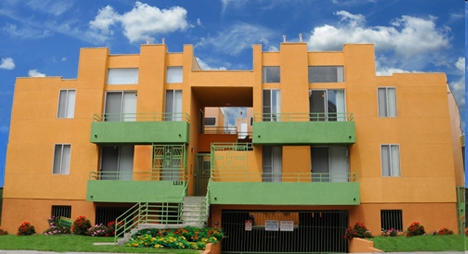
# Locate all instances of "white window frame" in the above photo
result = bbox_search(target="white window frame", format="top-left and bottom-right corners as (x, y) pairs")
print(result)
(166, 66), (183, 83)
(165, 90), (183, 121)
(57, 89), (76, 119)
(262, 66), (280, 83)
(53, 144), (71, 175)
(378, 87), (397, 117)
(107, 68), (139, 85)
(262, 89), (281, 122)
(381, 144), (400, 177)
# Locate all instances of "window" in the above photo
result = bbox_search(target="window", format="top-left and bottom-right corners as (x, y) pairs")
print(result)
(166, 67), (183, 83)
(263, 146), (282, 182)
(308, 66), (344, 83)
(52, 206), (72, 218)
(381, 144), (400, 176)
(311, 146), (349, 182)
(165, 90), (182, 121)
(262, 66), (280, 83)
(381, 210), (403, 231)
(101, 145), (134, 180)
(263, 89), (281, 122)
(57, 90), (76, 118)
(205, 117), (216, 126)
(104, 91), (137, 122)
(378, 87), (396, 117)
(107, 68), (138, 85)
(53, 144), (71, 175)
(309, 90), (345, 121)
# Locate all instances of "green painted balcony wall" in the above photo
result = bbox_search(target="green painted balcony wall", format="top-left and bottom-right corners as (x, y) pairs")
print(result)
(252, 121), (356, 145)
(90, 121), (190, 144)
(208, 182), (360, 205)
(86, 180), (185, 202)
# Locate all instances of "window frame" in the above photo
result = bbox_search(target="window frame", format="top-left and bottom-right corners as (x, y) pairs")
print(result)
(166, 66), (183, 83)
(51, 205), (72, 218)
(381, 144), (400, 177)
(107, 68), (139, 85)
(308, 66), (344, 83)
(378, 87), (397, 117)
(262, 66), (280, 83)
(52, 144), (71, 175)
(204, 117), (216, 126)
(57, 89), (76, 119)
(381, 209), (403, 232)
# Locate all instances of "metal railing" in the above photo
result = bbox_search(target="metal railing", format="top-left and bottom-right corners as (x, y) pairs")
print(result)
(93, 112), (190, 122)
(211, 171), (358, 182)
(253, 112), (353, 122)
(203, 126), (237, 134)
(88, 169), (188, 181)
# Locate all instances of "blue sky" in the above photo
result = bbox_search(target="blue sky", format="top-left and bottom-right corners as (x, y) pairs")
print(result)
(0, 0), (465, 187)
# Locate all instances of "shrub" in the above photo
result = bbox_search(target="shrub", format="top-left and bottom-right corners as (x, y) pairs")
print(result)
(435, 227), (453, 235)
(17, 221), (36, 236)
(71, 216), (91, 235)
(406, 221), (425, 237)
(43, 216), (70, 235)
(105, 220), (123, 237)
(86, 223), (108, 237)
(465, 227), (468, 236)
(0, 228), (8, 235)
(382, 228), (400, 237)
(344, 222), (372, 240)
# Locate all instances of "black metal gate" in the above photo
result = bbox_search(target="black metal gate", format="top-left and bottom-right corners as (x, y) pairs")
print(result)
(221, 210), (348, 253)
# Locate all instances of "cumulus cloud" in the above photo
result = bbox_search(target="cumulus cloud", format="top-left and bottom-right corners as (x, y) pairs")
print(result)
(89, 2), (188, 43)
(0, 58), (15, 70)
(308, 11), (450, 58)
(28, 70), (46, 77)
(449, 57), (465, 109)
(196, 22), (276, 56)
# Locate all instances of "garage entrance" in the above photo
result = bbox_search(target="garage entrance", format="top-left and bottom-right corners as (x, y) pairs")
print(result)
(221, 210), (348, 253)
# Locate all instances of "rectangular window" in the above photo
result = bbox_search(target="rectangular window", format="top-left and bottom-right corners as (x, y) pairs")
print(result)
(53, 144), (71, 175)
(51, 206), (72, 218)
(309, 90), (345, 121)
(262, 66), (280, 83)
(107, 68), (139, 85)
(263, 89), (281, 122)
(381, 210), (403, 231)
(165, 90), (182, 121)
(104, 91), (137, 122)
(381, 144), (400, 177)
(378, 87), (397, 117)
(166, 67), (183, 83)
(57, 90), (76, 118)
(205, 117), (216, 126)
(101, 145), (134, 180)
(308, 66), (344, 83)
(262, 146), (282, 182)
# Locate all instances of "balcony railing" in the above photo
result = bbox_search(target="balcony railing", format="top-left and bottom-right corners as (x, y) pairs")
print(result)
(203, 126), (237, 134)
(211, 171), (358, 183)
(88, 169), (188, 182)
(253, 112), (354, 122)
(93, 112), (190, 122)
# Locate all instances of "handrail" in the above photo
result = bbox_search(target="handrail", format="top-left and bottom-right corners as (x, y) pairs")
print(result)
(93, 112), (190, 123)
(253, 112), (353, 122)
(211, 171), (358, 183)
(203, 126), (237, 134)
(88, 170), (188, 181)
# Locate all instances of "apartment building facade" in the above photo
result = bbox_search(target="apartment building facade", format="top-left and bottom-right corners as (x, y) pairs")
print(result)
(1, 43), (464, 252)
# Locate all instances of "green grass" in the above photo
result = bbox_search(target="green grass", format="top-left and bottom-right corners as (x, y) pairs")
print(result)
(0, 235), (199, 253)
(370, 234), (466, 252)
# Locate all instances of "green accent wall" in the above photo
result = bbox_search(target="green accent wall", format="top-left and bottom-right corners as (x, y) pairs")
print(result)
(209, 182), (360, 205)
(252, 121), (356, 145)
(87, 181), (186, 202)
(90, 121), (189, 144)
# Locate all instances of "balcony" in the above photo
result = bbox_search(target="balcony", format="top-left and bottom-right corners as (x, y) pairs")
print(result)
(252, 113), (355, 145)
(86, 170), (187, 203)
(90, 113), (190, 144)
(209, 171), (360, 205)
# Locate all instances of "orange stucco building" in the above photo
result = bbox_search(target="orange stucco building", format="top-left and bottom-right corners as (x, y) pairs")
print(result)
(1, 42), (464, 252)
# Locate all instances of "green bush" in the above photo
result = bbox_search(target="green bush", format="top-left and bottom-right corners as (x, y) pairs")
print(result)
(17, 222), (36, 236)
(406, 221), (425, 237)
(71, 216), (91, 235)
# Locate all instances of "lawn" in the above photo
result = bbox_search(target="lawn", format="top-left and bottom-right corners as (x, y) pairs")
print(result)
(0, 235), (199, 253)
(370, 234), (466, 252)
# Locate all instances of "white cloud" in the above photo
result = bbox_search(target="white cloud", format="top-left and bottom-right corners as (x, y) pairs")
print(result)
(89, 2), (188, 43)
(28, 70), (46, 77)
(0, 58), (15, 70)
(197, 18), (202, 27)
(61, 57), (67, 62)
(221, 0), (248, 14)
(308, 11), (450, 58)
(449, 57), (465, 111)
(2, 23), (51, 39)
(25, 0), (73, 16)
(196, 57), (227, 70)
(196, 22), (277, 56)
(454, 57), (465, 72)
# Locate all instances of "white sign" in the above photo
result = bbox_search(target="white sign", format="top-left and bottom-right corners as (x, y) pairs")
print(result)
(265, 220), (279, 231)
(280, 221), (294, 231)
(245, 220), (252, 231)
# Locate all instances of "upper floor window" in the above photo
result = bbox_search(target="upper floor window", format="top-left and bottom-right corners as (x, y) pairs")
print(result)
(263, 89), (281, 122)
(308, 66), (344, 83)
(104, 91), (137, 122)
(262, 66), (280, 83)
(378, 87), (397, 117)
(205, 117), (216, 126)
(309, 89), (345, 121)
(107, 68), (138, 85)
(165, 90), (182, 121)
(166, 67), (183, 83)
(381, 144), (400, 177)
(57, 90), (76, 118)
(53, 144), (71, 175)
